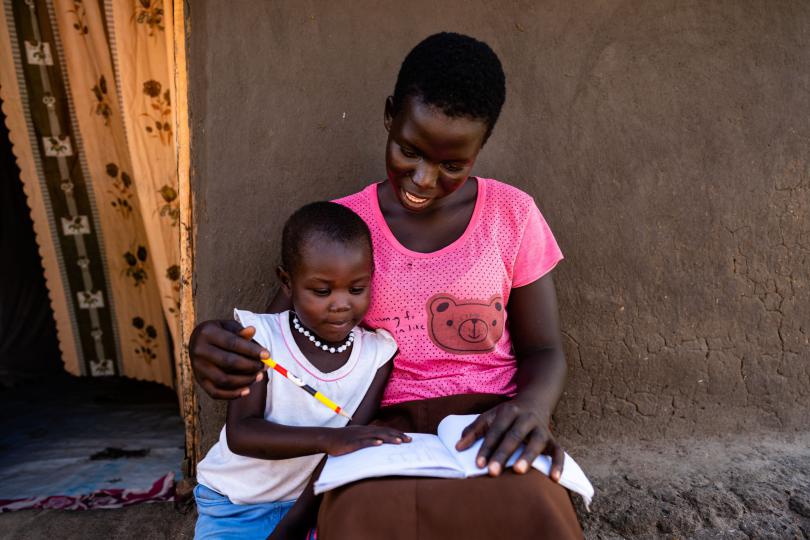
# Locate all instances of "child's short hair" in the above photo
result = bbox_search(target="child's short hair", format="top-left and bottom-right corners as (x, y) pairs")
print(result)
(391, 32), (506, 139)
(281, 202), (372, 273)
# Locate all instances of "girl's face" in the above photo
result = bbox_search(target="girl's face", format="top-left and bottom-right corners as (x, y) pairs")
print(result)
(384, 96), (489, 213)
(278, 236), (372, 343)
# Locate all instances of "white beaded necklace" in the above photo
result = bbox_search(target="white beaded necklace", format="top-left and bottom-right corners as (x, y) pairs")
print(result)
(292, 314), (354, 354)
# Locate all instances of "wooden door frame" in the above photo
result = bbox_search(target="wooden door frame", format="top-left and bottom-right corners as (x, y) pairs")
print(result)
(172, 0), (199, 475)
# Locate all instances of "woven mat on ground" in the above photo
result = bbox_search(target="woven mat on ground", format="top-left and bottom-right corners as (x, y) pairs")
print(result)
(0, 376), (183, 511)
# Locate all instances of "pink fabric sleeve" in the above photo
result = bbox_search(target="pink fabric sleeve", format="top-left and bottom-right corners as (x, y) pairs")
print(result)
(511, 202), (564, 288)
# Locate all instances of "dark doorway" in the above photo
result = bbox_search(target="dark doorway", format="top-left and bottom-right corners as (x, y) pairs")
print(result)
(0, 99), (61, 385)
(0, 99), (184, 511)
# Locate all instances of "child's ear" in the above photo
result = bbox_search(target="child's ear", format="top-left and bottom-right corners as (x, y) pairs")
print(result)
(276, 265), (292, 296)
(384, 96), (394, 132)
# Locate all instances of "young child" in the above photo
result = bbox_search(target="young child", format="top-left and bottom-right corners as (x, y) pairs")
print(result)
(194, 201), (410, 540)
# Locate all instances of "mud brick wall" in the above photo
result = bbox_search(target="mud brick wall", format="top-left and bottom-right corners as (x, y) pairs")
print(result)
(188, 0), (810, 453)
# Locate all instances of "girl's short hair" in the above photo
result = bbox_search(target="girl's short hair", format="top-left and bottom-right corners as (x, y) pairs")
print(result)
(391, 32), (506, 139)
(281, 201), (372, 273)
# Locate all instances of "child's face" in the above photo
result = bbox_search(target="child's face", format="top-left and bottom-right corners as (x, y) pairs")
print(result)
(280, 236), (372, 343)
(384, 96), (489, 213)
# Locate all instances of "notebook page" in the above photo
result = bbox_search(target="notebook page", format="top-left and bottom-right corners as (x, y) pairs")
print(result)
(314, 433), (465, 495)
(437, 415), (595, 509)
(435, 414), (488, 477)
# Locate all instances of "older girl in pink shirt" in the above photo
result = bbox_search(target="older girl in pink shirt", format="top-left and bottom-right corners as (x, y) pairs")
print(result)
(190, 32), (582, 539)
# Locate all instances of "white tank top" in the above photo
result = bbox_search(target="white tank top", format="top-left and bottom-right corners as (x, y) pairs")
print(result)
(196, 309), (397, 504)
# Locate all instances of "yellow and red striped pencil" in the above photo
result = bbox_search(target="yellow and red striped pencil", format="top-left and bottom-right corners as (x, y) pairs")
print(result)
(261, 356), (352, 420)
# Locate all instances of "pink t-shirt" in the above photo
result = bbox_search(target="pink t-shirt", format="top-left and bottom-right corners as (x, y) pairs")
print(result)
(336, 178), (563, 406)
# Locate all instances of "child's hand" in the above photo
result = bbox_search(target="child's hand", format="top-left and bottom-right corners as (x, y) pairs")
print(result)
(325, 426), (411, 456)
(455, 398), (564, 481)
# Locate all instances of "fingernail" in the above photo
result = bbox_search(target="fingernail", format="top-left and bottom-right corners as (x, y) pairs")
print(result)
(552, 471), (561, 482)
(489, 462), (501, 476)
(240, 388), (250, 397)
(374, 439), (382, 445)
(477, 457), (486, 468)
(255, 373), (263, 382)
(260, 350), (269, 359)
(515, 460), (528, 473)
(395, 438), (402, 443)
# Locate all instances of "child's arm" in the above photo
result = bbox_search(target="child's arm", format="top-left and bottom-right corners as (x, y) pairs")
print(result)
(225, 364), (407, 459)
(456, 274), (567, 479)
(265, 360), (405, 540)
(346, 355), (398, 425)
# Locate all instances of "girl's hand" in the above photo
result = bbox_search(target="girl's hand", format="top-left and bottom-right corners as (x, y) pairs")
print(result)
(324, 426), (411, 456)
(189, 320), (267, 399)
(455, 398), (565, 482)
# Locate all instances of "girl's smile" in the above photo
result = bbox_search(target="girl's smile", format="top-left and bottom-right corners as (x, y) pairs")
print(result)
(402, 189), (431, 209)
(384, 96), (488, 214)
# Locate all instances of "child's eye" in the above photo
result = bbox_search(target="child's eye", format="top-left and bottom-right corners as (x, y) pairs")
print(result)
(349, 287), (366, 295)
(399, 146), (418, 158)
(312, 289), (330, 296)
(442, 162), (463, 173)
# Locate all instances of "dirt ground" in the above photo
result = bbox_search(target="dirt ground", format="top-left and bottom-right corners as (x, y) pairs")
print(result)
(1, 430), (808, 539)
(571, 431), (810, 539)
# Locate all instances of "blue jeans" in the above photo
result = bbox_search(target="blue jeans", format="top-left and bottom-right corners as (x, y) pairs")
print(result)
(194, 484), (310, 539)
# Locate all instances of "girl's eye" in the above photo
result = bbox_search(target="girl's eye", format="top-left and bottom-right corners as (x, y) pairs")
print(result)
(399, 146), (418, 158)
(312, 289), (330, 296)
(442, 163), (463, 173)
(349, 287), (366, 295)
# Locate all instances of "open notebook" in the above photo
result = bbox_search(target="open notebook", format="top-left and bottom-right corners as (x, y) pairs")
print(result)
(314, 414), (594, 509)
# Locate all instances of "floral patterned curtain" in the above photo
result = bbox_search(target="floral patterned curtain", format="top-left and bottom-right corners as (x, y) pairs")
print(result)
(0, 0), (179, 387)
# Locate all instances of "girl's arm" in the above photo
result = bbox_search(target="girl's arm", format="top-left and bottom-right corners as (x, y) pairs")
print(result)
(225, 361), (408, 460)
(346, 356), (399, 425)
(455, 273), (567, 480)
(267, 360), (406, 540)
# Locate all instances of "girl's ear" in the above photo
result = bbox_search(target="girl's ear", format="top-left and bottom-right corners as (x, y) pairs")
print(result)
(276, 265), (292, 296)
(384, 96), (395, 132)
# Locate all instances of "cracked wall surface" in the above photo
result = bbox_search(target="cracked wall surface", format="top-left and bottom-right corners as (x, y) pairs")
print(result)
(189, 0), (810, 451)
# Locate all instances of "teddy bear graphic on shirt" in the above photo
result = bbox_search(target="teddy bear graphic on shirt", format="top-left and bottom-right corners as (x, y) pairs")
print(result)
(427, 293), (505, 354)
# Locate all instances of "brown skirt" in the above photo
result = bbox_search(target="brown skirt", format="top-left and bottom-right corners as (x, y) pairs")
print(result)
(317, 394), (583, 540)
